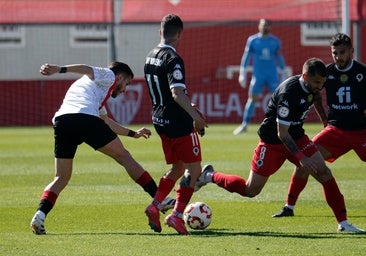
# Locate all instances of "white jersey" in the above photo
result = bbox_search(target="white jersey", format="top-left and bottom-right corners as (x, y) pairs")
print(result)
(53, 67), (115, 123)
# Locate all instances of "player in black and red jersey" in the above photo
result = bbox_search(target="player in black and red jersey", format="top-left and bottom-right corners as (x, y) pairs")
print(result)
(143, 14), (208, 235)
(273, 33), (366, 233)
(195, 57), (364, 233)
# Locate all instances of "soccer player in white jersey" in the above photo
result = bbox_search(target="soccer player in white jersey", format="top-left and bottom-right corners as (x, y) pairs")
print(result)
(30, 62), (174, 235)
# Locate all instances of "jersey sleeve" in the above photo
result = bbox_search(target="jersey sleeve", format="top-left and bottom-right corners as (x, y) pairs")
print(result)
(166, 57), (186, 89)
(241, 36), (253, 68)
(92, 67), (115, 87)
(276, 92), (293, 126)
(275, 38), (286, 69)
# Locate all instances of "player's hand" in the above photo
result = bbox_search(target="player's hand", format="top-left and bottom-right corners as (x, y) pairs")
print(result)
(40, 63), (61, 76)
(298, 156), (320, 174)
(192, 104), (207, 136)
(194, 118), (207, 137)
(193, 114), (208, 137)
(135, 127), (152, 139)
(238, 70), (247, 88)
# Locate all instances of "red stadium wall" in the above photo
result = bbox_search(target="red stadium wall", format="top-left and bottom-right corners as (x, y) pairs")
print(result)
(0, 78), (322, 126)
(0, 23), (347, 126)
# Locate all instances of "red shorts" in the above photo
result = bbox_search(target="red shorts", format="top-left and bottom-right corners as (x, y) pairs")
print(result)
(159, 131), (202, 164)
(313, 125), (366, 163)
(251, 135), (318, 177)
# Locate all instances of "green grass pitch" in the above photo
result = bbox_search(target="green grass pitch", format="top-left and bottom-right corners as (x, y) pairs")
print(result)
(0, 124), (365, 255)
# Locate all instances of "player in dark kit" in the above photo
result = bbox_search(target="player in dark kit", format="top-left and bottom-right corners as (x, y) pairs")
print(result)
(143, 14), (208, 235)
(195, 57), (364, 232)
(273, 34), (366, 233)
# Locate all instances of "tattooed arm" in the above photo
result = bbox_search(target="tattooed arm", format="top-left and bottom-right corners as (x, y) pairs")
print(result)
(277, 122), (302, 157)
(277, 122), (319, 172)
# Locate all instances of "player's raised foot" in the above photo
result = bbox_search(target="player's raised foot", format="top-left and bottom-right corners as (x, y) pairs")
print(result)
(194, 164), (214, 192)
(160, 196), (176, 214)
(164, 213), (190, 235)
(233, 123), (247, 135)
(30, 214), (46, 235)
(145, 204), (161, 233)
(272, 206), (294, 218)
(337, 222), (366, 233)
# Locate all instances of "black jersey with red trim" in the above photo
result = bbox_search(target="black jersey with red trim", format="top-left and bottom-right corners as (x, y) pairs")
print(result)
(325, 60), (366, 130)
(144, 44), (194, 138)
(258, 75), (314, 144)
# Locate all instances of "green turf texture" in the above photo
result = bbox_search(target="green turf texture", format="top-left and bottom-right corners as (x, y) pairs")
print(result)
(1, 124), (365, 255)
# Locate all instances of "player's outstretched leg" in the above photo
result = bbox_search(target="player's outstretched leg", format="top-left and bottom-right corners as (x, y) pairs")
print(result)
(194, 165), (214, 192)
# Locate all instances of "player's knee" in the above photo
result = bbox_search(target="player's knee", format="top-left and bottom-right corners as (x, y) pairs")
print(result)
(314, 166), (333, 182)
(244, 187), (261, 198)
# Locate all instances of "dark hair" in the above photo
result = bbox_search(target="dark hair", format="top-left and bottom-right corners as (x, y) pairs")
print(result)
(303, 58), (327, 77)
(108, 61), (134, 79)
(329, 33), (352, 48)
(161, 14), (183, 38)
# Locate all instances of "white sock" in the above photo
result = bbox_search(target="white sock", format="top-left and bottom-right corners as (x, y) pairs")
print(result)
(36, 210), (46, 220)
(284, 204), (294, 210)
(339, 220), (348, 226)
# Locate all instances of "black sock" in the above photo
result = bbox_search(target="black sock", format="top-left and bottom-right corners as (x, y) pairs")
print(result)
(37, 199), (53, 216)
(143, 180), (158, 198)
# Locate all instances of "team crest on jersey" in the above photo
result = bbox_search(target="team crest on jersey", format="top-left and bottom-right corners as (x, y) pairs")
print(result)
(307, 94), (313, 103)
(173, 69), (183, 80)
(106, 83), (143, 125)
(278, 106), (289, 118)
(340, 74), (348, 83)
(356, 73), (363, 82)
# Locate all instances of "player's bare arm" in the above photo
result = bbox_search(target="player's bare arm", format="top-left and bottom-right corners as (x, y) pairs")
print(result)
(171, 87), (208, 135)
(313, 92), (328, 126)
(40, 63), (94, 79)
(100, 114), (151, 139)
(277, 122), (318, 172)
(277, 122), (301, 156)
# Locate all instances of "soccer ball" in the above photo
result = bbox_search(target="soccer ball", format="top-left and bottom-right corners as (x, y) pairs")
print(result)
(183, 202), (212, 230)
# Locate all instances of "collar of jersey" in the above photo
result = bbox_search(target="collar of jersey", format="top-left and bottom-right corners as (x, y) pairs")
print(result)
(299, 77), (310, 93)
(158, 43), (176, 52)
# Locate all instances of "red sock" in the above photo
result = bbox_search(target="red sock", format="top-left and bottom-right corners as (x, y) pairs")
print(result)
(286, 175), (308, 206)
(174, 186), (194, 214)
(212, 172), (247, 196)
(322, 178), (347, 223)
(135, 171), (153, 187)
(154, 178), (175, 203)
(41, 190), (58, 205)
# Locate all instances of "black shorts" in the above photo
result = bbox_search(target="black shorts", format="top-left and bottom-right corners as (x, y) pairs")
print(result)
(53, 113), (117, 158)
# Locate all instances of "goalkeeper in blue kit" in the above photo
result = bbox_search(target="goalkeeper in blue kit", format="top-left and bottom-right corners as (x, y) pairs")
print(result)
(234, 19), (286, 135)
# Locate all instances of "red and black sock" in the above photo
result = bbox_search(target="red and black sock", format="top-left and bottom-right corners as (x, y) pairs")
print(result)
(136, 171), (158, 198)
(38, 190), (58, 215)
